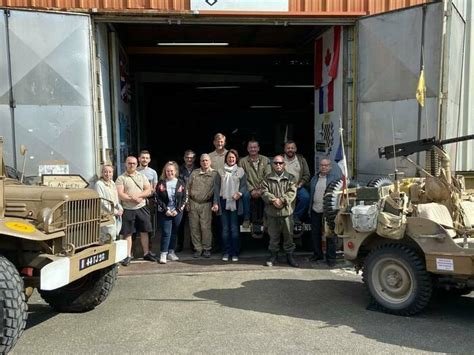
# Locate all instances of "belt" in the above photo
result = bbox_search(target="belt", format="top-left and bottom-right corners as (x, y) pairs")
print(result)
(189, 197), (212, 204)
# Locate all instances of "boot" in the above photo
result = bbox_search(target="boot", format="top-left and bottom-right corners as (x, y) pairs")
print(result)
(286, 253), (299, 268)
(265, 251), (278, 267)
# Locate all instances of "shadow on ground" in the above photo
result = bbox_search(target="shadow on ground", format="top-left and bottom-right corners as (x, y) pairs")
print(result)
(194, 278), (474, 353)
(25, 304), (58, 330)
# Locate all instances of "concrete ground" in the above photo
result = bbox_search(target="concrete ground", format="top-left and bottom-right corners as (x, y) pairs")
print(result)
(13, 251), (474, 354)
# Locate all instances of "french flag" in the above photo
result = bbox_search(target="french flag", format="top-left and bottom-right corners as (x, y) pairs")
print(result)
(315, 26), (341, 114)
(335, 137), (348, 190)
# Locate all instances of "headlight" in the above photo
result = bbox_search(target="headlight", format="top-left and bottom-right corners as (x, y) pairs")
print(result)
(41, 207), (53, 226)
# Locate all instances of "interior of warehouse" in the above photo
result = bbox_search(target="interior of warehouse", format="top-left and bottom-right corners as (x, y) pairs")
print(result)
(111, 22), (330, 172)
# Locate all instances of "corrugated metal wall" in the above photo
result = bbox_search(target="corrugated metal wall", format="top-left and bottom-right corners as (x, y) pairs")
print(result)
(0, 0), (430, 16)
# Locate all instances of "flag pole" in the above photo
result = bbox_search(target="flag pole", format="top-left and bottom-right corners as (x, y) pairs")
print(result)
(339, 116), (349, 208)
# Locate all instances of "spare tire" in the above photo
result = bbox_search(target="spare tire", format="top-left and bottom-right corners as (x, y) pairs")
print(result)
(323, 178), (344, 230)
(367, 177), (393, 188)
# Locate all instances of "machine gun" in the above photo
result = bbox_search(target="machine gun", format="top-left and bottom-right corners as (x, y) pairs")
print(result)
(378, 134), (474, 160)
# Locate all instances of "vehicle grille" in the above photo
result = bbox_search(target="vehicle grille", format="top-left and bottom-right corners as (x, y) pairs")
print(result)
(64, 198), (101, 250)
(46, 198), (102, 250)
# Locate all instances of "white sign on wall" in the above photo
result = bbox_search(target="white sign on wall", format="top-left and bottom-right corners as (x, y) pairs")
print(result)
(191, 0), (288, 12)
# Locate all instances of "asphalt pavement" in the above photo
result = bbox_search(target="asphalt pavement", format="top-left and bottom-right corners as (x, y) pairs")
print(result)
(12, 252), (474, 354)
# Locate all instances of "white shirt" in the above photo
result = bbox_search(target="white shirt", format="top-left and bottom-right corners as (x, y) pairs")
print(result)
(312, 175), (327, 213)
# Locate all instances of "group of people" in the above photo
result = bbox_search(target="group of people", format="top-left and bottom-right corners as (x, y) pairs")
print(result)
(95, 133), (342, 268)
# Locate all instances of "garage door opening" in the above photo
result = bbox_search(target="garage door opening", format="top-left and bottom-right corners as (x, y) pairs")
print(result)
(113, 23), (329, 173)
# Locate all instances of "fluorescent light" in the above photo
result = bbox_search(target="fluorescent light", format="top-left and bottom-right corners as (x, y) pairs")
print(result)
(196, 86), (240, 90)
(157, 42), (229, 46)
(250, 105), (282, 109)
(274, 85), (314, 88)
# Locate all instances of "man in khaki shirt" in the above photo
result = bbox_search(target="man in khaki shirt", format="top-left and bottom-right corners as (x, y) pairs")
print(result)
(208, 133), (228, 171)
(116, 156), (157, 266)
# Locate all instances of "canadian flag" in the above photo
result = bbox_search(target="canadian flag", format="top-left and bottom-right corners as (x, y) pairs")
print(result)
(315, 26), (341, 114)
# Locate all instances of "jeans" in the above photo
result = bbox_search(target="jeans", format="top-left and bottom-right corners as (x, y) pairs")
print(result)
(242, 191), (251, 221)
(160, 212), (183, 253)
(220, 198), (240, 256)
(294, 187), (310, 221)
(310, 210), (336, 261)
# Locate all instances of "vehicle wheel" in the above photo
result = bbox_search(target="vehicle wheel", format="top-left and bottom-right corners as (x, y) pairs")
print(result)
(0, 256), (28, 354)
(323, 178), (344, 231)
(39, 264), (118, 313)
(363, 244), (432, 316)
(367, 177), (393, 188)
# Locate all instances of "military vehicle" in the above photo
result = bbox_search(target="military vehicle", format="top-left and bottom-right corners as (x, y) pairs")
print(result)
(325, 135), (474, 316)
(0, 137), (127, 352)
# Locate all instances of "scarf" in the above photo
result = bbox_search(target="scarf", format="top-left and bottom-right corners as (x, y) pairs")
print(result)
(222, 164), (240, 211)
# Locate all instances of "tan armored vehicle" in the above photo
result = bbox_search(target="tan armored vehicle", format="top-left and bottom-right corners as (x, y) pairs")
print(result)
(325, 135), (474, 316)
(0, 137), (127, 352)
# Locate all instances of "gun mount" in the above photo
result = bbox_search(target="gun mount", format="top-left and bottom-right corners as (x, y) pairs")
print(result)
(378, 134), (474, 160)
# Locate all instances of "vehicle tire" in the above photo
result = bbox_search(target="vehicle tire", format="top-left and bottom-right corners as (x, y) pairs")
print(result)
(39, 264), (118, 313)
(367, 177), (393, 188)
(0, 256), (28, 354)
(323, 178), (344, 231)
(363, 244), (432, 316)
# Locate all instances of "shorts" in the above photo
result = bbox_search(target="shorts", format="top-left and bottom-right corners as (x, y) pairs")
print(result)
(120, 207), (153, 236)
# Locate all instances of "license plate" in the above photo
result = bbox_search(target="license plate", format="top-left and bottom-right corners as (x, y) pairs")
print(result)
(79, 251), (109, 271)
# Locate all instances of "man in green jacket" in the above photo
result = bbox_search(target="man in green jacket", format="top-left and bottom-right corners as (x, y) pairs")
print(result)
(283, 140), (311, 224)
(261, 155), (299, 267)
(239, 140), (271, 228)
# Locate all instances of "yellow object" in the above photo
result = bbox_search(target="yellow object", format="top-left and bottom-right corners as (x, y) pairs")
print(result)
(5, 222), (36, 233)
(416, 68), (426, 107)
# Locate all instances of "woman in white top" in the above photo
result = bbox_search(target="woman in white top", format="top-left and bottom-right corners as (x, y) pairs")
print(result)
(95, 164), (123, 242)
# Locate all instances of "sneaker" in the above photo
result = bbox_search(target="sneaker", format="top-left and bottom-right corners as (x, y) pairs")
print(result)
(159, 252), (167, 264)
(231, 256), (239, 262)
(121, 256), (131, 267)
(242, 220), (250, 229)
(193, 251), (202, 258)
(143, 252), (158, 262)
(222, 254), (229, 262)
(167, 250), (179, 261)
(203, 250), (211, 258)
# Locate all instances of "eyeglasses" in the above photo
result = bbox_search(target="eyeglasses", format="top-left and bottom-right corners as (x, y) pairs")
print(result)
(273, 162), (284, 165)
(127, 162), (137, 165)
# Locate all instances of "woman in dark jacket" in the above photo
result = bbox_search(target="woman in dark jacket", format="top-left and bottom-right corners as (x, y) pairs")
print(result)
(156, 161), (187, 264)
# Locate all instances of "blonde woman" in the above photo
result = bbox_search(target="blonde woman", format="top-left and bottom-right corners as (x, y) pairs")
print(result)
(155, 161), (187, 264)
(95, 164), (123, 242)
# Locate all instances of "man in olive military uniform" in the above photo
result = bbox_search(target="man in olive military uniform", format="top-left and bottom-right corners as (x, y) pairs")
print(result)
(239, 140), (271, 228)
(261, 155), (298, 267)
(187, 154), (220, 258)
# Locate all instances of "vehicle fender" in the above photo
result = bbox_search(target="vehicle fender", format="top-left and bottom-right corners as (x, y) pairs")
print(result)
(0, 217), (63, 241)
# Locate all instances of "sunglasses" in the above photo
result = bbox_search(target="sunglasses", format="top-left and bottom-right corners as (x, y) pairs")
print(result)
(273, 162), (284, 165)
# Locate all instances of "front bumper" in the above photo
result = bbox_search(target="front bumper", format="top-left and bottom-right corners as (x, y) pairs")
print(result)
(40, 240), (127, 290)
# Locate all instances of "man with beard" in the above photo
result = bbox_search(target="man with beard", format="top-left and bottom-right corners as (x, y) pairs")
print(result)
(283, 140), (310, 224)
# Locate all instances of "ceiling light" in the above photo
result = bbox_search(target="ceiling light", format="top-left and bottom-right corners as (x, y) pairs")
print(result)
(157, 42), (229, 46)
(250, 105), (282, 109)
(196, 86), (240, 90)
